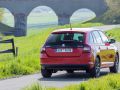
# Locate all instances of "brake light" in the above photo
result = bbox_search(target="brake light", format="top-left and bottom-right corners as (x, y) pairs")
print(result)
(83, 45), (91, 53)
(41, 48), (46, 53)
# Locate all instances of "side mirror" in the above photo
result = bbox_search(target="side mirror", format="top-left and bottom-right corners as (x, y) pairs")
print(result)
(109, 39), (116, 44)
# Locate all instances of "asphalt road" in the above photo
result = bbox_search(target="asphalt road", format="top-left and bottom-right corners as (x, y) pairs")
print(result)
(0, 25), (120, 90)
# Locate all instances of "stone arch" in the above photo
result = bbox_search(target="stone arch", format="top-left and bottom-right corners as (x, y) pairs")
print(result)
(27, 6), (58, 29)
(0, 0), (108, 37)
(70, 8), (96, 23)
(28, 5), (58, 17)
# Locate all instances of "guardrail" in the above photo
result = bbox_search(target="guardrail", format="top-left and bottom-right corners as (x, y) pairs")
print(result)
(0, 39), (18, 57)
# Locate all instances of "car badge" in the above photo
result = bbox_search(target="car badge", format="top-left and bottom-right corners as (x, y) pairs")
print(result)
(62, 44), (65, 47)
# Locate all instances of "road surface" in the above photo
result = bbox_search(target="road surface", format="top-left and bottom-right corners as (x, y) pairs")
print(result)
(0, 25), (120, 90)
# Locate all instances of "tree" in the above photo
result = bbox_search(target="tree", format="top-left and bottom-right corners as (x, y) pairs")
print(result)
(94, 0), (120, 24)
(105, 0), (120, 23)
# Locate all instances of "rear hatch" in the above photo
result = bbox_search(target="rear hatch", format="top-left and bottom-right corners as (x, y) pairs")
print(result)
(44, 32), (85, 57)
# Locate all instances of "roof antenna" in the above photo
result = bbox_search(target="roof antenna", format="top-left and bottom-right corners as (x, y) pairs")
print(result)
(69, 22), (72, 30)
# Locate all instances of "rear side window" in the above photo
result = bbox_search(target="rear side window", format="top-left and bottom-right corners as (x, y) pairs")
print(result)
(89, 33), (94, 44)
(98, 31), (109, 43)
(92, 31), (103, 44)
(45, 33), (84, 47)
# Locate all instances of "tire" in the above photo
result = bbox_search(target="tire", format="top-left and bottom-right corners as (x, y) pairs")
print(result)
(86, 69), (90, 74)
(90, 57), (101, 78)
(110, 54), (119, 73)
(66, 70), (74, 73)
(41, 69), (52, 78)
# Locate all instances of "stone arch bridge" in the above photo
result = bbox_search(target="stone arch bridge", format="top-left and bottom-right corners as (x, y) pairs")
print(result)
(0, 0), (108, 37)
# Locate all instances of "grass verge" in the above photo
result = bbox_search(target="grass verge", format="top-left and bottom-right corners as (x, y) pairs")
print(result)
(23, 74), (120, 90)
(106, 28), (120, 41)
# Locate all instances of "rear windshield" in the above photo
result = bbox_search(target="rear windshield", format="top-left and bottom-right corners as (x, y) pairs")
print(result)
(45, 32), (84, 47)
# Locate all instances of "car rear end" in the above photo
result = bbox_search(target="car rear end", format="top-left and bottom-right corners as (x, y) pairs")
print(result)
(40, 30), (93, 71)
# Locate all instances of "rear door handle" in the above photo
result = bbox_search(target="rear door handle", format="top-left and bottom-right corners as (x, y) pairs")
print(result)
(106, 47), (109, 50)
(99, 46), (101, 50)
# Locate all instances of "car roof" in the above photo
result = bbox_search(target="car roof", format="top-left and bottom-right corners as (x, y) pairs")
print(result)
(52, 28), (100, 33)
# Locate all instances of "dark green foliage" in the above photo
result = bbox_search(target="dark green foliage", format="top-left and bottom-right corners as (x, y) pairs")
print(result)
(0, 8), (4, 22)
(94, 0), (120, 24)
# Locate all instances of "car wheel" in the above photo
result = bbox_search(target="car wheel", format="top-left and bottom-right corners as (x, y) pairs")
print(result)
(66, 70), (74, 73)
(86, 69), (90, 74)
(90, 57), (101, 78)
(110, 54), (119, 73)
(41, 69), (52, 78)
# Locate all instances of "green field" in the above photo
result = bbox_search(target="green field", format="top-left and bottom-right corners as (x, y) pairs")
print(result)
(106, 28), (120, 41)
(0, 22), (103, 79)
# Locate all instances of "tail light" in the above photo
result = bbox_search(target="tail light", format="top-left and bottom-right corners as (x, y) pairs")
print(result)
(41, 47), (46, 53)
(83, 45), (91, 53)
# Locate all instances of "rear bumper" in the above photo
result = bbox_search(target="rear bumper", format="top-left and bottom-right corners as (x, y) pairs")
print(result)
(40, 53), (94, 69)
(41, 54), (92, 64)
(41, 64), (90, 70)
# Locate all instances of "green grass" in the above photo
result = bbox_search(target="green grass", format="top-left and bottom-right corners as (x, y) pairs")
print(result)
(23, 74), (120, 90)
(0, 22), (103, 79)
(106, 28), (120, 41)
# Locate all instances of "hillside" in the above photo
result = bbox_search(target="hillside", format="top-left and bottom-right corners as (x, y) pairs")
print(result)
(0, 22), (14, 35)
(94, 0), (120, 24)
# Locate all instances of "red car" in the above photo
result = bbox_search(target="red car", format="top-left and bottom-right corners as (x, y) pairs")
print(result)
(40, 28), (119, 78)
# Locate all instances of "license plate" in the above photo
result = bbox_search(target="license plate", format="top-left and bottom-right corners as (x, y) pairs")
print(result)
(56, 48), (73, 52)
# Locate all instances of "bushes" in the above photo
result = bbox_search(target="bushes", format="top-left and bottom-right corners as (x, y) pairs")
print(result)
(96, 10), (120, 24)
(23, 74), (120, 90)
(0, 60), (36, 79)
(94, 0), (120, 24)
